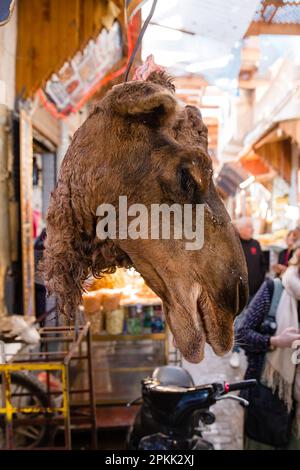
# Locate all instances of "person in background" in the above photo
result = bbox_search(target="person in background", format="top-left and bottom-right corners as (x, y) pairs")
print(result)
(34, 228), (47, 319)
(273, 230), (295, 277)
(294, 226), (300, 243)
(229, 217), (268, 368)
(237, 247), (300, 449)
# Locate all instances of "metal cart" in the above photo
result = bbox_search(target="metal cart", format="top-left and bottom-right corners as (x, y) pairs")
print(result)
(0, 323), (97, 450)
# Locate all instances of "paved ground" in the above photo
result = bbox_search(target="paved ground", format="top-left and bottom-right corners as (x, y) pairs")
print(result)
(183, 346), (247, 450)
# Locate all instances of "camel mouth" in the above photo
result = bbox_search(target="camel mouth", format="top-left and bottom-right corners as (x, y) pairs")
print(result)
(129, 256), (235, 363)
(165, 290), (234, 364)
(163, 303), (205, 364)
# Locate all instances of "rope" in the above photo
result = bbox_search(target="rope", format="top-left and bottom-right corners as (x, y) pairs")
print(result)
(124, 0), (158, 82)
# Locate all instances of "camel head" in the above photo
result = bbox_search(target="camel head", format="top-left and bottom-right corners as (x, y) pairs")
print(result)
(44, 64), (248, 363)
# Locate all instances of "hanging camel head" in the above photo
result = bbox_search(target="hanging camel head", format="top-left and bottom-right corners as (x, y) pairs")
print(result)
(44, 57), (248, 363)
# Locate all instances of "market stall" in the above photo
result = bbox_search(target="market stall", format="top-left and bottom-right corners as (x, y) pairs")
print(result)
(237, 122), (300, 265)
(81, 269), (175, 406)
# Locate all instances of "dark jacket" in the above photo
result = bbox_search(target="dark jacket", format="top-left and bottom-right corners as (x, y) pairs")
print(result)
(237, 281), (271, 385)
(240, 238), (267, 296)
(238, 279), (300, 398)
(278, 248), (293, 267)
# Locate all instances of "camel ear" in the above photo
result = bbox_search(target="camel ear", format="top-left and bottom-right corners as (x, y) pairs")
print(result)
(110, 81), (177, 127)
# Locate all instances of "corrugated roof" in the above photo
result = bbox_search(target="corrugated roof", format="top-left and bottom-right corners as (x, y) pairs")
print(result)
(144, 0), (260, 46)
(254, 0), (300, 25)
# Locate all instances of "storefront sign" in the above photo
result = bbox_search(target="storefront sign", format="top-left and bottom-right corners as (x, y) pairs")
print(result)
(20, 108), (35, 318)
(44, 21), (123, 116)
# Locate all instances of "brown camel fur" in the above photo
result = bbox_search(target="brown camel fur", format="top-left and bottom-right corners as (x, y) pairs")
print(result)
(44, 70), (248, 363)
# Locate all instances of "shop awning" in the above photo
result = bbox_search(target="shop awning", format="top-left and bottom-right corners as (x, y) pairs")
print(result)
(239, 121), (294, 184)
(216, 162), (250, 197)
(240, 150), (271, 177)
(253, 125), (286, 148)
(279, 119), (300, 147)
(16, 0), (124, 98)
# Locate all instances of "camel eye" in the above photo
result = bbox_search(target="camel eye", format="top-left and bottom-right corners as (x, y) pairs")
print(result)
(178, 167), (203, 203)
(180, 168), (195, 192)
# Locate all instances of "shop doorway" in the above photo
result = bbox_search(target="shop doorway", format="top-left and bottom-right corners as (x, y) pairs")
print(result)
(32, 134), (58, 323)
(32, 141), (57, 238)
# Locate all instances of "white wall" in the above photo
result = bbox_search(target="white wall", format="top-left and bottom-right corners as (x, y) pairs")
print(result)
(218, 45), (300, 164)
(0, 3), (17, 109)
(218, 89), (254, 163)
(253, 56), (300, 125)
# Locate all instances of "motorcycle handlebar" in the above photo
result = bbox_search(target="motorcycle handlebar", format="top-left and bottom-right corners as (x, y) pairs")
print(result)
(137, 378), (258, 415)
(224, 379), (257, 393)
(143, 378), (257, 396)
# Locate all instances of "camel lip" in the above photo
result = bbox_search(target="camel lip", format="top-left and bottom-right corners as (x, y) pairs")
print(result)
(196, 295), (220, 354)
(196, 299), (209, 341)
(197, 293), (234, 356)
(163, 302), (206, 363)
(183, 302), (207, 363)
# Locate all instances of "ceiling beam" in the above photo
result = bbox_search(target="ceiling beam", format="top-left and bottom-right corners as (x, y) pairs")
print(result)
(267, 4), (279, 24)
(239, 78), (270, 89)
(262, 1), (287, 6)
(245, 21), (300, 36)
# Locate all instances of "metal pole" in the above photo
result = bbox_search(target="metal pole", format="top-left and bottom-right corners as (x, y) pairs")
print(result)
(86, 327), (97, 449)
(4, 370), (14, 449)
(0, 340), (6, 447)
(0, 104), (11, 319)
(0, 341), (5, 364)
(62, 365), (72, 449)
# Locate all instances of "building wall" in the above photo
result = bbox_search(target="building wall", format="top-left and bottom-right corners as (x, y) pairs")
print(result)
(252, 57), (300, 127)
(218, 90), (254, 161)
(0, 3), (17, 108)
(218, 47), (300, 166)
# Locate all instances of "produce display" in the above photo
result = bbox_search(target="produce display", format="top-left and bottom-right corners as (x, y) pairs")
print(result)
(82, 268), (164, 336)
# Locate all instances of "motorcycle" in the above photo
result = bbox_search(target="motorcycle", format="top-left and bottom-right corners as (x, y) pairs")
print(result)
(127, 365), (256, 450)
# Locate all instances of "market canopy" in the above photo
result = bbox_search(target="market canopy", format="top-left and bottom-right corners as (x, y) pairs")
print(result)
(142, 0), (260, 89)
(239, 122), (296, 183)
